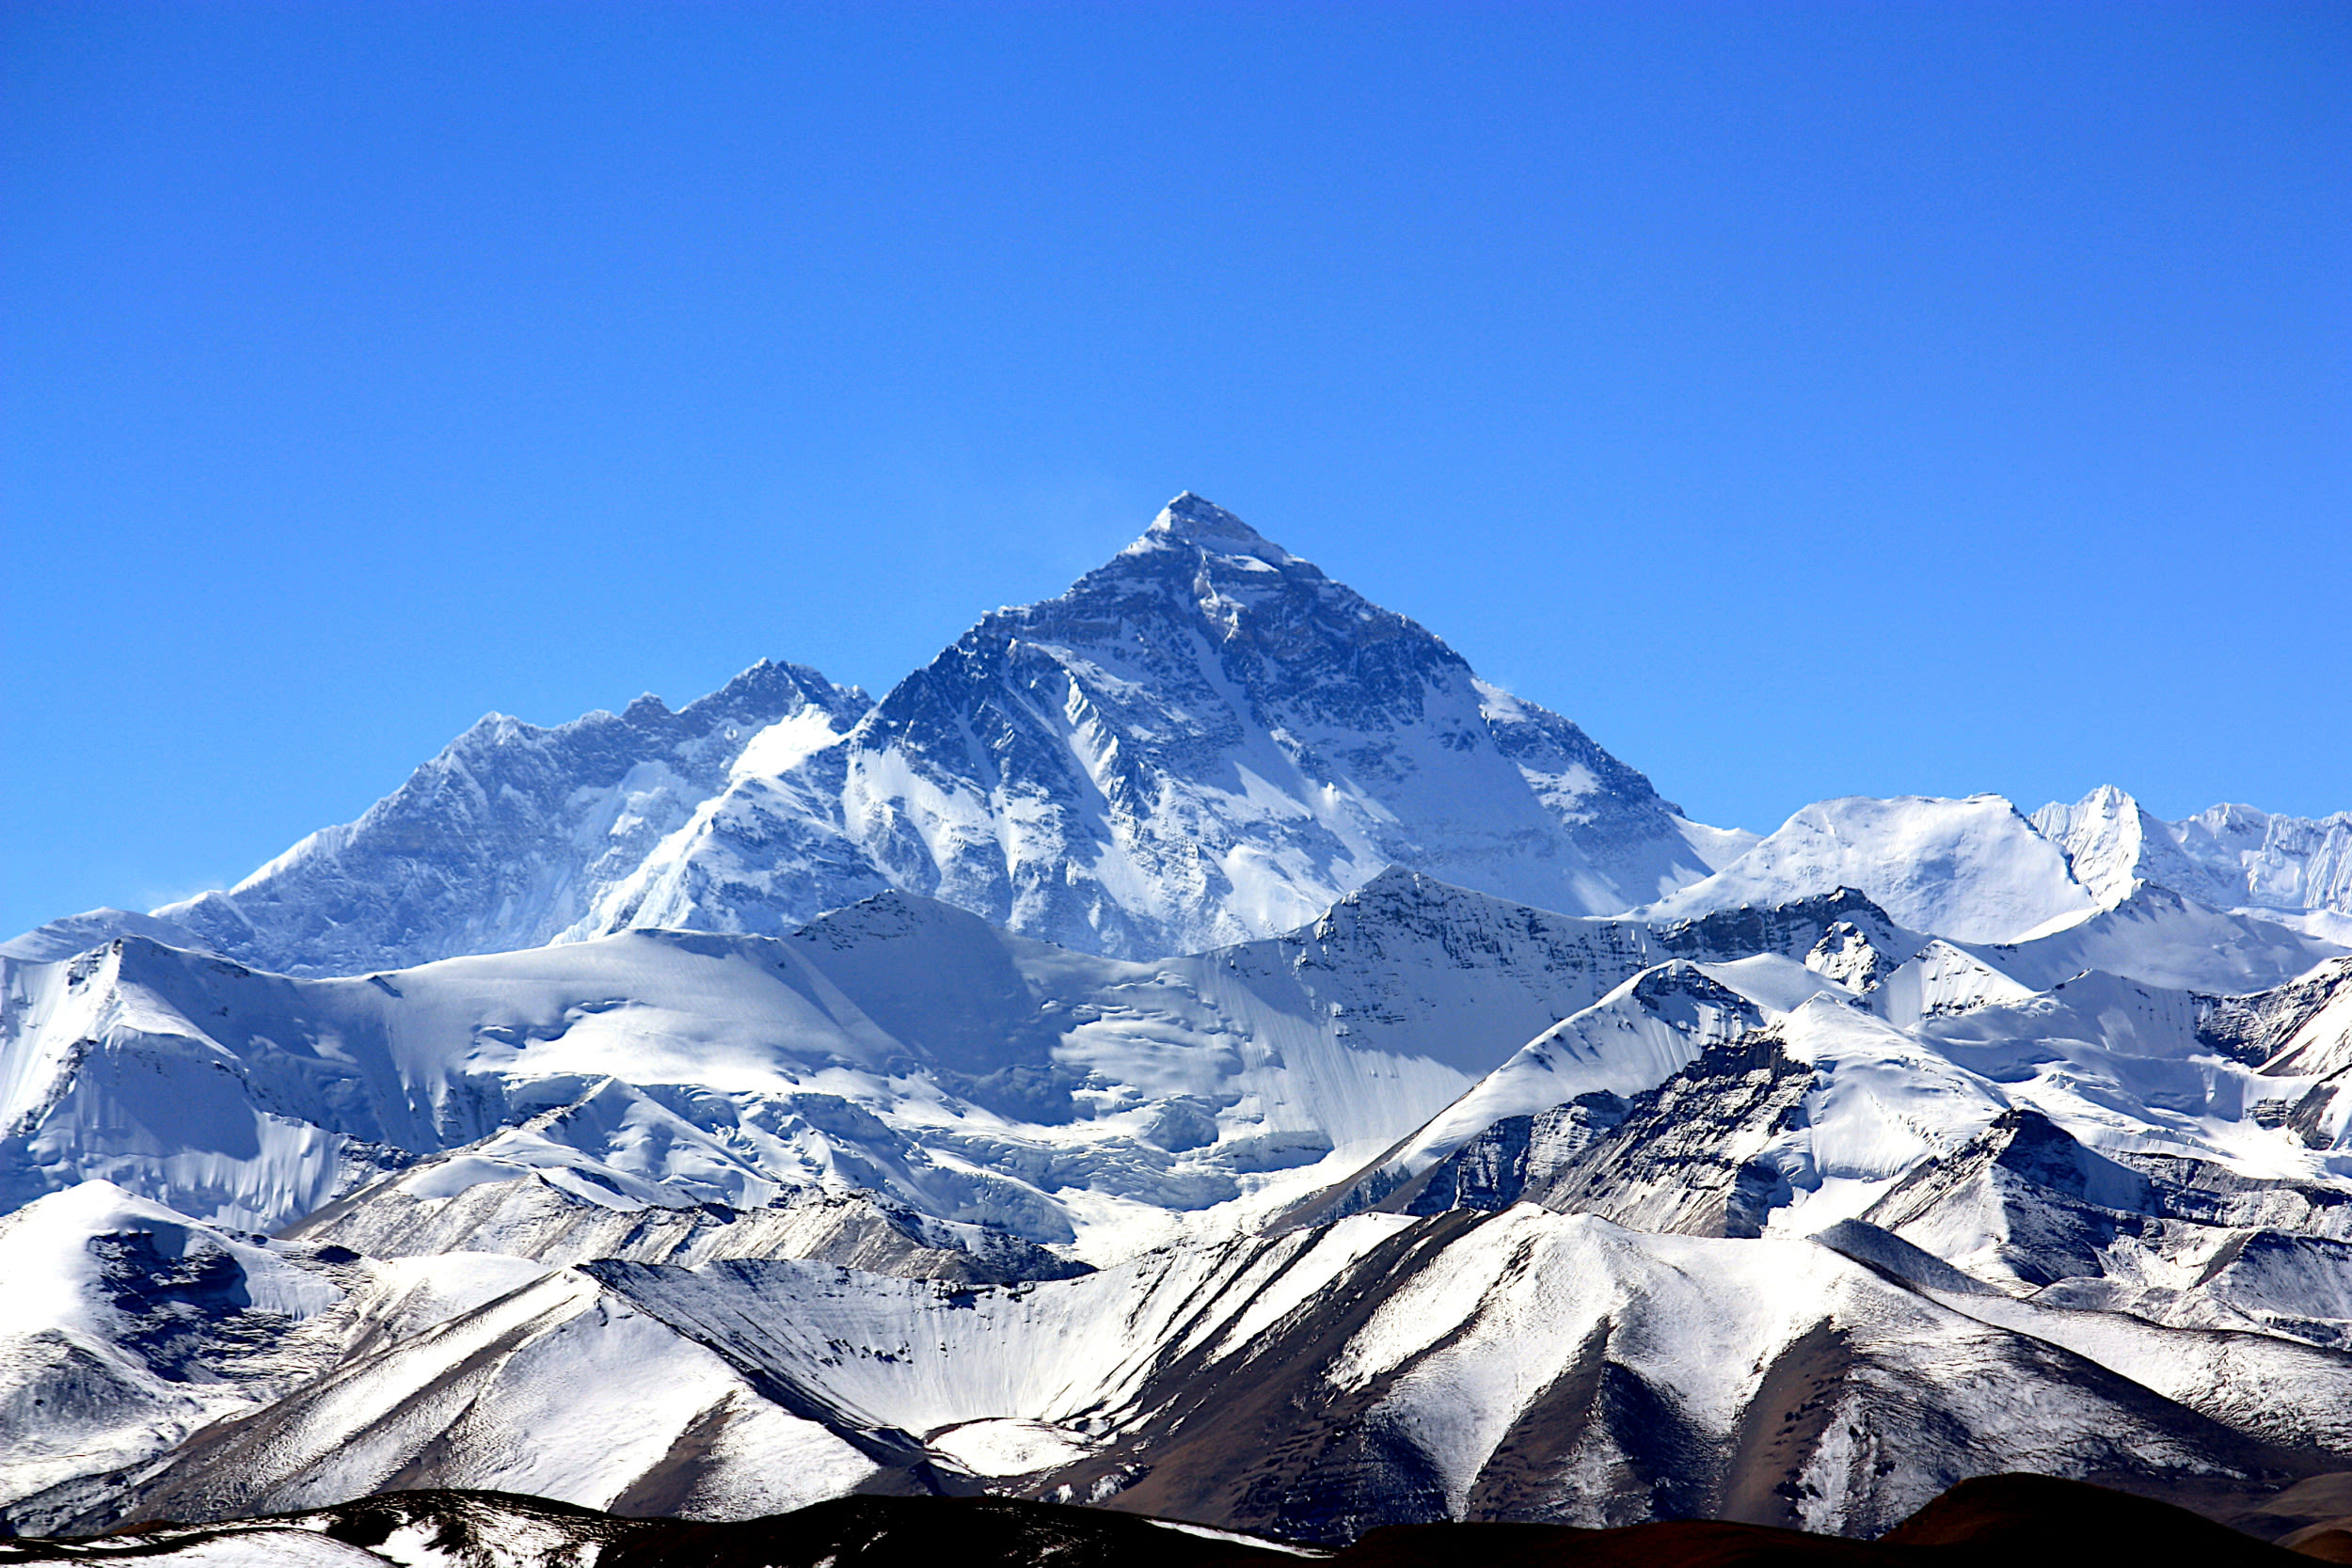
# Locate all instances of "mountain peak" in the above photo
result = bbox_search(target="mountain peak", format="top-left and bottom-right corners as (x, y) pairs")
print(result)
(1139, 492), (1293, 563)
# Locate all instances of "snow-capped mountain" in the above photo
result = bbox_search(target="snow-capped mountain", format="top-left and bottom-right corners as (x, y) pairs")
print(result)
(578, 494), (1727, 958)
(1640, 788), (2352, 981)
(10, 497), (1729, 978)
(1, 663), (870, 978)
(8, 490), (2352, 1551)
(8, 856), (2352, 1538)
(14, 1185), (2352, 1544)
(14, 867), (2172, 1264)
(1641, 794), (2097, 944)
(3, 873), (1740, 1253)
(2038, 786), (2352, 919)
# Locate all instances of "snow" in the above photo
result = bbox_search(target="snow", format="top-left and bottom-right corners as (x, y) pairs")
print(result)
(13, 1152), (2352, 1538)
(98, 1532), (395, 1568)
(1872, 941), (2041, 1027)
(1142, 1519), (1327, 1556)
(2172, 801), (2352, 914)
(0, 1180), (341, 1340)
(2, 884), (1620, 1250)
(1645, 795), (2098, 943)
(927, 1418), (1101, 1476)
(1777, 997), (2010, 1185)
(0, 907), (212, 963)
(1963, 882), (2343, 994)
(1387, 962), (1762, 1179)
(728, 704), (854, 781)
(0, 1181), (352, 1515)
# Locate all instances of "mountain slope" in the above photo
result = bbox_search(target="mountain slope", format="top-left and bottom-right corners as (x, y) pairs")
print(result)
(3, 874), (1728, 1253)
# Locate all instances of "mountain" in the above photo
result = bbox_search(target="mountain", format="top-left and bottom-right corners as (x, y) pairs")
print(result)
(0, 1181), (359, 1521)
(2032, 785), (2237, 908)
(9, 497), (1731, 979)
(576, 494), (1727, 959)
(17, 868), (2199, 1265)
(0, 873), (1740, 1253)
(3, 1477), (2324, 1568)
(8, 662), (870, 979)
(10, 490), (2352, 1554)
(2171, 802), (2352, 915)
(6, 860), (2344, 1282)
(13, 1187), (2352, 1544)
(0, 908), (215, 965)
(1640, 791), (2344, 990)
(0, 1492), (1323, 1568)
(1640, 795), (2096, 945)
(1954, 881), (2344, 994)
(10, 862), (2352, 1538)
(2036, 788), (2352, 918)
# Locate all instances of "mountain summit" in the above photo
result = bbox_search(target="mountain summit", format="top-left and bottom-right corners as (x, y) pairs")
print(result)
(576, 495), (1727, 958)
(1140, 490), (1290, 558)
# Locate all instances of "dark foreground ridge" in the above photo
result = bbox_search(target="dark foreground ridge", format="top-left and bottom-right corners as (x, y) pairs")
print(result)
(3, 1474), (2345, 1567)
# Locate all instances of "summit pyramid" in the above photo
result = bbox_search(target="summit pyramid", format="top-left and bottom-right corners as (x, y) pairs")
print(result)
(574, 493), (1726, 958)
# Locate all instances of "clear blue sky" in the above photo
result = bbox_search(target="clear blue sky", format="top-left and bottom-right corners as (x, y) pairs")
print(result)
(4, 1), (2346, 937)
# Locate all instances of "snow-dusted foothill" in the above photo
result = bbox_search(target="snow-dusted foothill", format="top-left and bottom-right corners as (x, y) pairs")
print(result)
(20, 1198), (2352, 1545)
(0, 1182), (356, 1522)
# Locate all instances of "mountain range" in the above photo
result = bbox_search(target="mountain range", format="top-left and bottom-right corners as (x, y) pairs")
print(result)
(5, 496), (2351, 1557)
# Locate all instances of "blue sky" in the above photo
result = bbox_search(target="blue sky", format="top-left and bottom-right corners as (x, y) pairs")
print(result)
(4, 1), (2346, 937)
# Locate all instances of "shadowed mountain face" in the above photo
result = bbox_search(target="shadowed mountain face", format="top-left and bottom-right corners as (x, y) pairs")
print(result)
(0, 1477), (2326, 1567)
